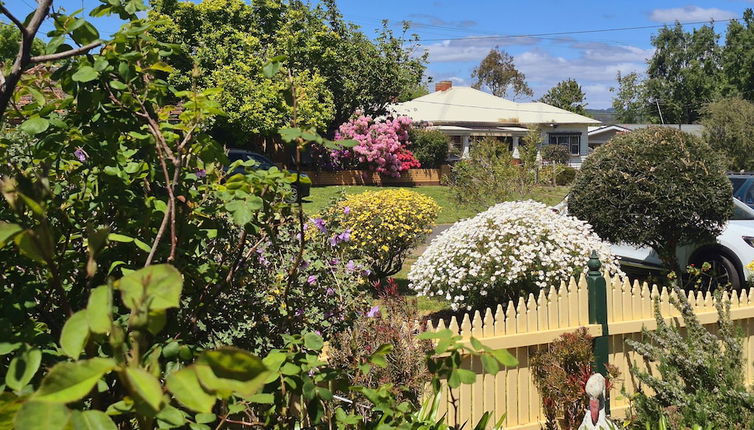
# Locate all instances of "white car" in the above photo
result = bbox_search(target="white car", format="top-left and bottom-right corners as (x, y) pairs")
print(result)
(557, 198), (754, 290)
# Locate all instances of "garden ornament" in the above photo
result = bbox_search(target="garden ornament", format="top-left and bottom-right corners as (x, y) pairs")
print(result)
(579, 373), (616, 430)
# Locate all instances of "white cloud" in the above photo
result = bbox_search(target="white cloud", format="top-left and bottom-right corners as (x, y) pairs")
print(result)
(423, 36), (540, 63)
(649, 6), (737, 23)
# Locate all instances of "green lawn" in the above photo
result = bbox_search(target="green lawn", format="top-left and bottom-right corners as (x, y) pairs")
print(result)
(303, 185), (570, 225)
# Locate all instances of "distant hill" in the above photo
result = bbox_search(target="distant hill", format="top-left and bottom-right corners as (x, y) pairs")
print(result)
(586, 108), (617, 124)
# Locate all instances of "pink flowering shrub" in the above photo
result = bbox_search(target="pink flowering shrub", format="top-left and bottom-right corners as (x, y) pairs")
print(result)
(328, 115), (420, 176)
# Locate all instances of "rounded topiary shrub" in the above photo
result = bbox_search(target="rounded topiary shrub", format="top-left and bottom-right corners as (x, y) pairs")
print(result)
(408, 200), (621, 310)
(568, 126), (732, 271)
(322, 188), (439, 279)
(555, 166), (577, 185)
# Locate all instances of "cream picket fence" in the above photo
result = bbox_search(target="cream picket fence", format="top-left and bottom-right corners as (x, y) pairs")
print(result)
(426, 273), (754, 429)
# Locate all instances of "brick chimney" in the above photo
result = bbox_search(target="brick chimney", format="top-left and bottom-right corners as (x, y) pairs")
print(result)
(435, 80), (453, 92)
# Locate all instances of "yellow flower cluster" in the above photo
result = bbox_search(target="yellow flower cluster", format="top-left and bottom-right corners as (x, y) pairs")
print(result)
(328, 188), (439, 277)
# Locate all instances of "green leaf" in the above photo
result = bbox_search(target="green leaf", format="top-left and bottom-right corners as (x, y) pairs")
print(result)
(70, 410), (117, 430)
(72, 66), (99, 83)
(107, 233), (133, 243)
(303, 332), (324, 351)
(0, 342), (21, 355)
(470, 337), (482, 351)
(60, 311), (90, 360)
(0, 393), (22, 430)
(109, 81), (127, 90)
(14, 230), (48, 264)
(124, 367), (164, 413)
(149, 62), (174, 73)
(133, 238), (152, 253)
(0, 222), (21, 246)
(20, 116), (49, 135)
(117, 264), (183, 311)
(194, 413), (216, 424)
(195, 348), (268, 397)
(278, 127), (302, 143)
(166, 367), (215, 413)
(224, 197), (262, 226)
(155, 404), (185, 428)
(490, 349), (518, 368)
(457, 368), (476, 385)
(262, 61), (281, 78)
(34, 358), (115, 403)
(5, 349), (42, 391)
(14, 402), (70, 430)
(480, 354), (500, 375)
(86, 285), (112, 334)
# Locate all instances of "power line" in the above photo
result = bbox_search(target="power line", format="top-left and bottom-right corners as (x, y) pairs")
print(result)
(400, 98), (596, 117)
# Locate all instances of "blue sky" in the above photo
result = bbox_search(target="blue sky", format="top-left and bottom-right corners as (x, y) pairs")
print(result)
(7, 1), (754, 108)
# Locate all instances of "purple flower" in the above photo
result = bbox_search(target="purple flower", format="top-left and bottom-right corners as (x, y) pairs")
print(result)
(362, 269), (371, 277)
(346, 260), (356, 272)
(74, 148), (87, 162)
(337, 229), (351, 243)
(366, 305), (380, 318)
(307, 275), (317, 285)
(299, 260), (309, 270)
(326, 287), (335, 296)
(311, 218), (327, 234)
(328, 236), (338, 247)
(195, 169), (207, 178)
(295, 309), (304, 317)
(343, 206), (351, 215)
(329, 258), (340, 267)
(314, 330), (321, 336)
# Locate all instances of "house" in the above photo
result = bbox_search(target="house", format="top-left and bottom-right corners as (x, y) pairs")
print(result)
(392, 81), (601, 167)
(588, 123), (704, 149)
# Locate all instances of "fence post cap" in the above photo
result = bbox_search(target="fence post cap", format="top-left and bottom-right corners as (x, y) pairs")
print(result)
(588, 251), (601, 272)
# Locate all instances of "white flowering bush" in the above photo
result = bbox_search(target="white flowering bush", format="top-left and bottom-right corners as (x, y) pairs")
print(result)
(408, 200), (622, 310)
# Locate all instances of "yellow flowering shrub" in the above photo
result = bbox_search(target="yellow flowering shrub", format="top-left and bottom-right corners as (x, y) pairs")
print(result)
(324, 188), (439, 278)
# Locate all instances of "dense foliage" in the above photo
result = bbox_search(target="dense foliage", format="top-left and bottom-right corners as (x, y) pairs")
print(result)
(322, 188), (439, 279)
(408, 200), (621, 310)
(448, 137), (534, 208)
(148, 0), (426, 141)
(541, 144), (570, 165)
(568, 127), (732, 272)
(538, 78), (587, 115)
(531, 328), (618, 430)
(408, 128), (450, 168)
(701, 96), (754, 172)
(627, 287), (754, 428)
(329, 284), (432, 405)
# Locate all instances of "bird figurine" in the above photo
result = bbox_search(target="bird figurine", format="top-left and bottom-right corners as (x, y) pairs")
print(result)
(579, 373), (617, 430)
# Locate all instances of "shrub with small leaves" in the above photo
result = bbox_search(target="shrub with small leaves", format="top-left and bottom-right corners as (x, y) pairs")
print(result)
(322, 188), (439, 279)
(626, 286), (754, 428)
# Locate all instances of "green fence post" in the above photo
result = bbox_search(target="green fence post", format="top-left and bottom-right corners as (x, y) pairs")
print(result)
(587, 250), (610, 413)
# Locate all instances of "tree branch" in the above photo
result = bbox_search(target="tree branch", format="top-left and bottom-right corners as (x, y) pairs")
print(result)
(0, 6), (27, 35)
(30, 41), (101, 63)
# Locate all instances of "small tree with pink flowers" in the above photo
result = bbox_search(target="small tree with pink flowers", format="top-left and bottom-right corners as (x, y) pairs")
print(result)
(326, 115), (420, 176)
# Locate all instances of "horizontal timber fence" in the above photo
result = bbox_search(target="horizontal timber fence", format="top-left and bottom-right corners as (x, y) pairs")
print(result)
(426, 257), (754, 429)
(303, 165), (451, 186)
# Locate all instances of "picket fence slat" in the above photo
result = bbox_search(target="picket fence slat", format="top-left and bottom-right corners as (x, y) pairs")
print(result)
(428, 273), (754, 428)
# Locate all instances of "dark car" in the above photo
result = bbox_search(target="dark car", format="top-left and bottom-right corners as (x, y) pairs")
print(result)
(729, 173), (754, 209)
(227, 149), (311, 199)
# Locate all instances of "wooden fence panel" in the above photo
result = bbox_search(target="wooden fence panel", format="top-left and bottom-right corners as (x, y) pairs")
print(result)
(429, 274), (754, 429)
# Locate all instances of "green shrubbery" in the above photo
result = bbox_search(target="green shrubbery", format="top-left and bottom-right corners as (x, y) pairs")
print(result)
(569, 126), (732, 272)
(408, 128), (450, 168)
(627, 287), (754, 428)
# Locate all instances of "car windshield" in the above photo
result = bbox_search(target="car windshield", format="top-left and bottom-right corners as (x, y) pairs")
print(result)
(732, 198), (754, 220)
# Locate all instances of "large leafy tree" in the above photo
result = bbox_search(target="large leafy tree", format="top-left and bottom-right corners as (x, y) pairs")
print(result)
(538, 78), (587, 115)
(610, 71), (650, 123)
(702, 96), (754, 171)
(471, 47), (532, 100)
(722, 9), (754, 100)
(644, 22), (722, 124)
(148, 0), (425, 142)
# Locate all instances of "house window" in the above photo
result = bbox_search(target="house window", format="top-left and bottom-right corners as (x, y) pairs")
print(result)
(549, 133), (581, 156)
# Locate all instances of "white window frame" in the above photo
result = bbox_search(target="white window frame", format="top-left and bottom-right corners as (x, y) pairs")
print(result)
(548, 133), (581, 156)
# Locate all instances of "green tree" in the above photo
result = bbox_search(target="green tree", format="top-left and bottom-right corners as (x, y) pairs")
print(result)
(148, 0), (425, 141)
(0, 23), (44, 64)
(538, 78), (587, 115)
(610, 71), (650, 123)
(702, 96), (754, 171)
(644, 22), (722, 123)
(722, 9), (754, 100)
(568, 127), (732, 273)
(471, 47), (532, 100)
